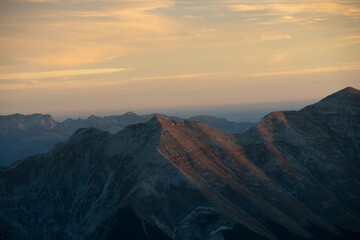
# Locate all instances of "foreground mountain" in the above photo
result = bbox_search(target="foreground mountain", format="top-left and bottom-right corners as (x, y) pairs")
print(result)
(0, 112), (254, 166)
(0, 87), (359, 240)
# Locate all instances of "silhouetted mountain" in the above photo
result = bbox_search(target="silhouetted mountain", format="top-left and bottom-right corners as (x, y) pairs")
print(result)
(0, 87), (359, 239)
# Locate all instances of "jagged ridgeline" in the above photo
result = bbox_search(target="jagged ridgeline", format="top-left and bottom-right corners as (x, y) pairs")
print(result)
(0, 112), (255, 166)
(0, 87), (359, 240)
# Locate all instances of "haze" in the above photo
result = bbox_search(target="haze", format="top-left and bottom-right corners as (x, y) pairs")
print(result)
(1, 0), (359, 118)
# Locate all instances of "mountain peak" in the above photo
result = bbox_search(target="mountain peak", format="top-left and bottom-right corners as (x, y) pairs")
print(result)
(153, 114), (175, 123)
(68, 127), (109, 144)
(321, 86), (360, 102)
(151, 115), (191, 134)
(87, 114), (100, 120)
(301, 86), (360, 114)
(340, 86), (360, 94)
(122, 111), (138, 116)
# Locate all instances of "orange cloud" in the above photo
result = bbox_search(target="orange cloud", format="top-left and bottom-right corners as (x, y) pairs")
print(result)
(23, 0), (56, 2)
(0, 68), (127, 80)
(261, 35), (291, 41)
(28, 80), (40, 85)
(343, 35), (360, 40)
(269, 51), (289, 65)
(228, 3), (360, 16)
(245, 64), (360, 77)
(0, 0), (179, 67)
(182, 15), (203, 19)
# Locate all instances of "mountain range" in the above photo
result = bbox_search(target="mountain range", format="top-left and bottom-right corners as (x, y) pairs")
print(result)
(0, 112), (255, 166)
(0, 87), (359, 240)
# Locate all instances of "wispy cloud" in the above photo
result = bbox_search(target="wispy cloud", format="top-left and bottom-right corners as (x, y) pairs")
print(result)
(0, 68), (127, 80)
(269, 51), (289, 65)
(261, 34), (291, 41)
(0, 0), (178, 67)
(281, 16), (294, 20)
(245, 64), (360, 77)
(23, 0), (56, 2)
(182, 15), (203, 19)
(116, 73), (211, 84)
(0, 71), (212, 91)
(313, 18), (328, 22)
(228, 3), (360, 16)
(343, 35), (360, 40)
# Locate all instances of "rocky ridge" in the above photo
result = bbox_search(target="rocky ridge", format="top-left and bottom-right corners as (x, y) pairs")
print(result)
(0, 87), (359, 240)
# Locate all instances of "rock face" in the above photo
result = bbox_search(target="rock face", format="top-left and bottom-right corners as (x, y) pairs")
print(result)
(0, 87), (359, 240)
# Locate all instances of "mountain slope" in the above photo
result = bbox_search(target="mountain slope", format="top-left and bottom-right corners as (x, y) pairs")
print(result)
(236, 86), (360, 220)
(0, 118), (230, 240)
(190, 115), (256, 134)
(0, 87), (359, 240)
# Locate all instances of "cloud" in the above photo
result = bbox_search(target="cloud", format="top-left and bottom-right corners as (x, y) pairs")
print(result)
(182, 15), (203, 19)
(229, 5), (267, 12)
(28, 80), (40, 85)
(116, 73), (211, 84)
(281, 16), (294, 20)
(313, 18), (327, 22)
(269, 51), (289, 65)
(343, 35), (360, 40)
(0, 68), (127, 80)
(261, 35), (291, 41)
(228, 3), (360, 16)
(19, 44), (127, 67)
(23, 0), (56, 2)
(245, 64), (360, 77)
(0, 0), (179, 67)
(0, 71), (213, 91)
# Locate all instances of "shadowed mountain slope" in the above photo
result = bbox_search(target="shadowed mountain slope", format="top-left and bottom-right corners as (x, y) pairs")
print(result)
(0, 87), (359, 240)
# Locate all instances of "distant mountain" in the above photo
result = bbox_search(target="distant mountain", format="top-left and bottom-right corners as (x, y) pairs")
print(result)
(0, 113), (56, 133)
(0, 112), (148, 166)
(0, 87), (359, 240)
(0, 112), (254, 166)
(190, 115), (256, 133)
(55, 112), (151, 135)
(56, 112), (184, 136)
(0, 114), (67, 166)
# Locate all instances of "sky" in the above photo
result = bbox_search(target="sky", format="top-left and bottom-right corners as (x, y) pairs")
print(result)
(0, 0), (359, 120)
